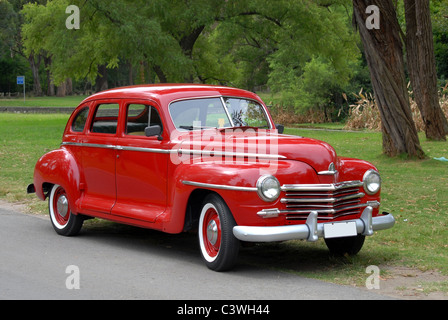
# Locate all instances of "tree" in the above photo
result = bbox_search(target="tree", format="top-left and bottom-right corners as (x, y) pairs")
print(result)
(352, 0), (425, 158)
(432, 0), (448, 81)
(230, 1), (361, 110)
(404, 0), (448, 141)
(1, 0), (45, 96)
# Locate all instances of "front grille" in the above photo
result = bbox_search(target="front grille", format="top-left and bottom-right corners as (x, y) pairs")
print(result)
(280, 181), (365, 220)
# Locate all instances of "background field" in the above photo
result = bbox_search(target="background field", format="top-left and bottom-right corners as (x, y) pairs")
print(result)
(0, 96), (88, 108)
(0, 112), (447, 295)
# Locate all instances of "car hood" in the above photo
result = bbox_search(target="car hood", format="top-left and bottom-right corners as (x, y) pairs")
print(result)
(173, 128), (337, 173)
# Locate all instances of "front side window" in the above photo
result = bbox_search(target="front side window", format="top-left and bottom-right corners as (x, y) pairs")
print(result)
(169, 97), (270, 130)
(126, 104), (163, 136)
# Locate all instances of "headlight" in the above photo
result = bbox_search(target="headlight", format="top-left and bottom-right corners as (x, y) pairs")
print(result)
(363, 169), (381, 195)
(257, 175), (281, 202)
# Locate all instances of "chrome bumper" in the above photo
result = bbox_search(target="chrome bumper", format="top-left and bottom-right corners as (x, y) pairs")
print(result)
(233, 206), (395, 242)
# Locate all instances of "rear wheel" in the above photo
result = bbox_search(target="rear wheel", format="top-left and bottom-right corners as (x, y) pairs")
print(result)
(48, 184), (83, 236)
(198, 194), (240, 271)
(324, 234), (365, 256)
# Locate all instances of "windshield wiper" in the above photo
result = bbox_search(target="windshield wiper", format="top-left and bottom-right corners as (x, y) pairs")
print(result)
(224, 125), (269, 130)
(179, 125), (216, 131)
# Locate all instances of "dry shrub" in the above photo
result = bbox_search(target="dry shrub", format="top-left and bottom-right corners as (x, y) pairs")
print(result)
(344, 87), (448, 132)
(343, 90), (381, 131)
(269, 105), (329, 125)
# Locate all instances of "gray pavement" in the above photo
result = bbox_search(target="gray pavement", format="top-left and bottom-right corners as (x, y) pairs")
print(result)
(0, 204), (395, 300)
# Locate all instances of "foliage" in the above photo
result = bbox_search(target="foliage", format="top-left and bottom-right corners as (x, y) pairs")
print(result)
(267, 1), (360, 113)
(18, 1), (362, 97)
(0, 0), (19, 59)
(432, 0), (448, 81)
(0, 0), (446, 123)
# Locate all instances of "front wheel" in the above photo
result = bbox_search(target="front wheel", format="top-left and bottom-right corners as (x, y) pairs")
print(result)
(48, 184), (84, 236)
(198, 194), (240, 271)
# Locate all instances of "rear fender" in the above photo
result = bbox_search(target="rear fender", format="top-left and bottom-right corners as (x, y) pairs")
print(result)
(33, 148), (82, 213)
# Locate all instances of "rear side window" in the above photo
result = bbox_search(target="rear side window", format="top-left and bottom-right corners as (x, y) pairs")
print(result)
(71, 107), (89, 132)
(91, 104), (120, 134)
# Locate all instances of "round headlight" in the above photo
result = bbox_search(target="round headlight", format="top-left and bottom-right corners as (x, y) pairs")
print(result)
(257, 175), (281, 202)
(363, 169), (381, 195)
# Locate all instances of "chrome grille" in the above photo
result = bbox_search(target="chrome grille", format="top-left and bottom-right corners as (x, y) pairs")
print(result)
(280, 181), (365, 220)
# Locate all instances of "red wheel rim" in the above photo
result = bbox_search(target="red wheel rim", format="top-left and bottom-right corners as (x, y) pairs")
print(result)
(201, 207), (222, 258)
(52, 186), (70, 227)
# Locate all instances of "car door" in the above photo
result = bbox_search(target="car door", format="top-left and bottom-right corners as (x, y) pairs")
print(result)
(112, 101), (169, 222)
(80, 100), (120, 215)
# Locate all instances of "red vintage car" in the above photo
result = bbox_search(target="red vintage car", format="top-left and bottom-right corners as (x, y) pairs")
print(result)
(28, 84), (395, 271)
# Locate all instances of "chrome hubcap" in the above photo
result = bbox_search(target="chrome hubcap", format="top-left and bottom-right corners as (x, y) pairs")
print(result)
(206, 220), (218, 245)
(57, 195), (69, 218)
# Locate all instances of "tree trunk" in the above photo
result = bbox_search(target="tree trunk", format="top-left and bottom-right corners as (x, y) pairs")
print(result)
(352, 0), (425, 158)
(56, 81), (66, 97)
(65, 78), (73, 96)
(179, 26), (206, 82)
(153, 65), (167, 83)
(404, 0), (448, 141)
(44, 56), (55, 96)
(95, 64), (108, 92)
(28, 53), (42, 97)
(128, 61), (134, 86)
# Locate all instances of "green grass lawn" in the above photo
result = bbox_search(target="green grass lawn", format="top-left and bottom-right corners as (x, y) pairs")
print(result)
(283, 128), (448, 283)
(0, 95), (88, 107)
(1, 113), (447, 291)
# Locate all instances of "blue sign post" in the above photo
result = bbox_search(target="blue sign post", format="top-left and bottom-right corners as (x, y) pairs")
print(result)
(17, 76), (25, 103)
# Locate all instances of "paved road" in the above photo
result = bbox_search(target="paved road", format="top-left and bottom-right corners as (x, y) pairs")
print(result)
(0, 204), (395, 300)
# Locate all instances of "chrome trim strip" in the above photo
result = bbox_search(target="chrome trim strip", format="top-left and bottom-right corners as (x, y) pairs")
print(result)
(280, 192), (365, 204)
(220, 96), (235, 127)
(257, 201), (380, 219)
(62, 142), (284, 158)
(119, 146), (172, 154)
(317, 170), (338, 175)
(234, 207), (395, 242)
(281, 181), (363, 192)
(62, 142), (173, 154)
(64, 142), (117, 150)
(182, 181), (257, 192)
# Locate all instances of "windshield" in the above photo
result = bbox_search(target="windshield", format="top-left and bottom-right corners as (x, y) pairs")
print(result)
(169, 97), (271, 130)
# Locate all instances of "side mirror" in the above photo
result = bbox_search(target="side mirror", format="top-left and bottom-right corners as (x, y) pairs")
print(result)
(276, 124), (284, 134)
(145, 125), (162, 140)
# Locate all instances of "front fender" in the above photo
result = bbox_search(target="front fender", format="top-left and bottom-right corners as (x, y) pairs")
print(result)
(338, 157), (382, 215)
(338, 157), (379, 181)
(168, 160), (318, 228)
(33, 148), (82, 212)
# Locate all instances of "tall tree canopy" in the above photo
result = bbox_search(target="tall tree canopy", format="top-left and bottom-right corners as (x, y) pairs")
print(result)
(20, 0), (360, 94)
(4, 0), (446, 159)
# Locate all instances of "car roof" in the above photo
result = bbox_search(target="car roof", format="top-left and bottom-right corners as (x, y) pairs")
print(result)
(80, 84), (261, 106)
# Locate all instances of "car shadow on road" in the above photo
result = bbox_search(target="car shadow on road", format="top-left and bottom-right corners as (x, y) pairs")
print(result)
(79, 218), (374, 276)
